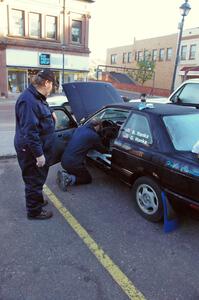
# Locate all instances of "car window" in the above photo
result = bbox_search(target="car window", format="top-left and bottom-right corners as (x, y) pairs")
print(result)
(172, 83), (199, 104)
(163, 114), (199, 151)
(120, 113), (153, 146)
(92, 108), (130, 125)
(54, 110), (71, 130)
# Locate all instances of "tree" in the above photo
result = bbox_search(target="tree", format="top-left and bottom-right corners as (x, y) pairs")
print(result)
(135, 60), (155, 85)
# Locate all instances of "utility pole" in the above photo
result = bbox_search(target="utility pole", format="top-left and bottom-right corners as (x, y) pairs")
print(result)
(170, 0), (191, 93)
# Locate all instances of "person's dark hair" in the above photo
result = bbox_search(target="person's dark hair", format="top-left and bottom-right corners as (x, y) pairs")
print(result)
(31, 74), (46, 87)
(90, 118), (102, 127)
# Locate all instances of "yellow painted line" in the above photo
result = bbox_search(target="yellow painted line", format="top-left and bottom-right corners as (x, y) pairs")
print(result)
(44, 184), (146, 300)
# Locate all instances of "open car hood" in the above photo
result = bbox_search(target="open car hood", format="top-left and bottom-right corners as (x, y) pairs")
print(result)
(62, 81), (123, 123)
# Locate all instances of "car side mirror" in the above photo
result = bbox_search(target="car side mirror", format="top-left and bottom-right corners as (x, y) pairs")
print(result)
(122, 96), (130, 102)
(176, 95), (182, 103)
(171, 94), (181, 104)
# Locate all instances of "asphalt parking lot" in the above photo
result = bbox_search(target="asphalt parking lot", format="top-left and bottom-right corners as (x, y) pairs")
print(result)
(1, 157), (199, 300)
(1, 94), (199, 300)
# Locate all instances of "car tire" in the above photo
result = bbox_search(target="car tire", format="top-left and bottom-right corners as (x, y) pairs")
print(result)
(132, 177), (163, 222)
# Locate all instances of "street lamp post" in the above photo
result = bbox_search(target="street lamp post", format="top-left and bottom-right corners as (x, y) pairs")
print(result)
(62, 46), (66, 85)
(170, 0), (191, 93)
(62, 0), (66, 86)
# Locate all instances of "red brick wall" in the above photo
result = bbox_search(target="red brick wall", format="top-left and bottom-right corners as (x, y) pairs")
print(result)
(112, 82), (170, 97)
(0, 48), (8, 97)
(101, 75), (170, 97)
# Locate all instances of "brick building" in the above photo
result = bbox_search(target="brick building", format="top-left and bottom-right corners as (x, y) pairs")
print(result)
(106, 27), (199, 92)
(177, 27), (199, 86)
(0, 0), (95, 97)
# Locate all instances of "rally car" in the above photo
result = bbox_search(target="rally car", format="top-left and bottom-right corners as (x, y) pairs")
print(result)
(50, 81), (199, 222)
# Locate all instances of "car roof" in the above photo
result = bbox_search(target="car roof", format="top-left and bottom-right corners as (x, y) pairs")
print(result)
(104, 102), (199, 116)
(183, 78), (199, 84)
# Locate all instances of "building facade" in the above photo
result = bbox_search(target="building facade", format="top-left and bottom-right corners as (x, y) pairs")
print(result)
(106, 28), (199, 92)
(0, 0), (95, 97)
(177, 27), (199, 87)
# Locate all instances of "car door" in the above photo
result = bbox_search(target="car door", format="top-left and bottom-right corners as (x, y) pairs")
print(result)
(49, 106), (77, 165)
(111, 112), (157, 182)
(86, 107), (130, 169)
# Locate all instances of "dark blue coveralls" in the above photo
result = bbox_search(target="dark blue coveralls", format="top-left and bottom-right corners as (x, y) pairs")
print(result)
(14, 84), (55, 216)
(61, 122), (106, 184)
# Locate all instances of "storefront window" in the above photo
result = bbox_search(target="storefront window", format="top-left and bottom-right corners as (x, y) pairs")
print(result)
(63, 72), (87, 84)
(8, 70), (27, 93)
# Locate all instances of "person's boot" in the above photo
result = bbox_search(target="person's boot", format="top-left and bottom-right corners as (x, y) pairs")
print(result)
(27, 209), (53, 220)
(42, 199), (48, 207)
(56, 170), (72, 191)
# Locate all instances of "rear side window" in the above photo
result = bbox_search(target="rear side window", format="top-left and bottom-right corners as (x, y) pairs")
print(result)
(121, 113), (153, 146)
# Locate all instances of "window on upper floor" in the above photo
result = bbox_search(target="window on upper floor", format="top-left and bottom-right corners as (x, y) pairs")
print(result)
(180, 45), (187, 60)
(127, 52), (132, 63)
(189, 44), (196, 60)
(138, 51), (143, 62)
(152, 49), (158, 61)
(144, 50), (150, 61)
(46, 15), (57, 39)
(72, 20), (82, 43)
(166, 48), (172, 60)
(29, 12), (41, 38)
(111, 54), (117, 64)
(123, 53), (127, 63)
(159, 48), (164, 61)
(10, 9), (24, 36)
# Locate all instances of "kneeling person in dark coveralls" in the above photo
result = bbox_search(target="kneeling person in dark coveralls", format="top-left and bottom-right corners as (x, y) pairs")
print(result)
(57, 119), (107, 191)
(14, 70), (58, 220)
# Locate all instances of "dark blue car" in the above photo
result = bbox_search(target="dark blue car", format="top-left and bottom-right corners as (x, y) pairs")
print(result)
(51, 81), (199, 222)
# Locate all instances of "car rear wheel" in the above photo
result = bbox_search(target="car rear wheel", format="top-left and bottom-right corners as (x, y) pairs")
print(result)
(132, 177), (163, 222)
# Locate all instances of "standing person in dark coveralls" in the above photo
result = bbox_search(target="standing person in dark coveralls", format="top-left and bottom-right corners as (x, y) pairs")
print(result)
(57, 119), (107, 191)
(14, 69), (58, 220)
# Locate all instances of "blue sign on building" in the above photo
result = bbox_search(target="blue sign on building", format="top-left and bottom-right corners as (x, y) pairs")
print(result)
(39, 53), (50, 65)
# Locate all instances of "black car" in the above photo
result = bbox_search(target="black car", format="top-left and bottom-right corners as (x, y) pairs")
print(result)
(51, 81), (199, 222)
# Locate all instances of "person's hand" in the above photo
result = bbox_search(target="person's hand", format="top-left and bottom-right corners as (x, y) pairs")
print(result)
(52, 111), (57, 123)
(36, 155), (46, 167)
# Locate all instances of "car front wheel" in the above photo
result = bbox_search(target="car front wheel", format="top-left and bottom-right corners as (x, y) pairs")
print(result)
(132, 177), (163, 222)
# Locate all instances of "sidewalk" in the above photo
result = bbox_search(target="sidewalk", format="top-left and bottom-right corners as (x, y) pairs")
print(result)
(0, 94), (17, 158)
(0, 98), (16, 104)
(0, 92), (18, 104)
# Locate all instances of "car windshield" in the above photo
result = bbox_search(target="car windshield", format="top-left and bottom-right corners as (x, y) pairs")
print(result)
(163, 114), (199, 151)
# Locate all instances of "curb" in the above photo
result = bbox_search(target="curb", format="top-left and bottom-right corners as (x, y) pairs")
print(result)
(0, 155), (17, 160)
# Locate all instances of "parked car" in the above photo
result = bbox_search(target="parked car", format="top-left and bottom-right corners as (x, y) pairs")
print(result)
(47, 94), (71, 112)
(51, 81), (199, 222)
(129, 79), (199, 107)
(169, 79), (199, 107)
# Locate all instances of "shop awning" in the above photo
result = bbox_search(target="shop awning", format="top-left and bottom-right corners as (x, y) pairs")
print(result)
(179, 66), (199, 76)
